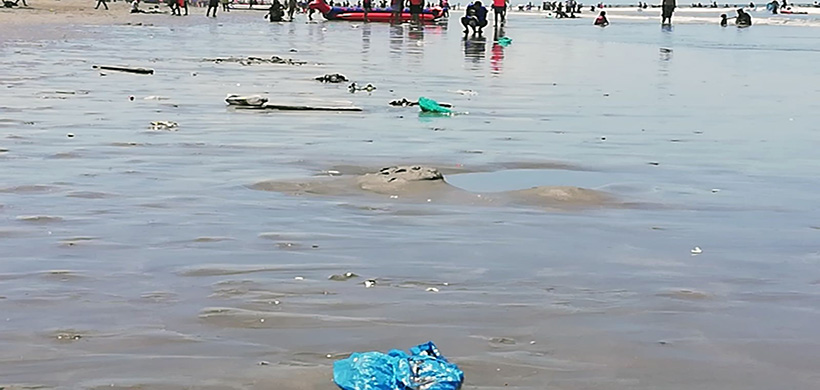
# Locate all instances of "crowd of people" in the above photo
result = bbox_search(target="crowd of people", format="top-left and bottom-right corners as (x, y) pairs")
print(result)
(68, 0), (814, 26)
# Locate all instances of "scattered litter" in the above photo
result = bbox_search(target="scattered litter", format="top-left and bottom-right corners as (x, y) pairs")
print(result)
(334, 341), (463, 390)
(92, 65), (154, 75)
(258, 361), (270, 366)
(260, 318), (265, 323)
(225, 94), (268, 107)
(418, 97), (453, 115)
(316, 73), (349, 83)
(453, 89), (478, 96)
(660, 47), (673, 53)
(648, 161), (660, 166)
(529, 340), (536, 345)
(348, 82), (376, 93)
(364, 279), (376, 288)
(129, 95), (135, 101)
(691, 246), (703, 255)
(711, 188), (720, 193)
(325, 170), (342, 176)
(389, 98), (453, 108)
(143, 96), (170, 101)
(294, 276), (305, 280)
(329, 272), (359, 281)
(327, 354), (333, 358)
(497, 36), (513, 47)
(204, 56), (308, 66)
(148, 121), (179, 131)
(66, 133), (75, 138)
(426, 287), (440, 293)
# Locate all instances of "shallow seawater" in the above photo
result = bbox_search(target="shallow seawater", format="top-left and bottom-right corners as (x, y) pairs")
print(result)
(1, 11), (820, 390)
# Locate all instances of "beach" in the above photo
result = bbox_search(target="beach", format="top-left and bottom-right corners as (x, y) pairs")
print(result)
(2, 2), (820, 389)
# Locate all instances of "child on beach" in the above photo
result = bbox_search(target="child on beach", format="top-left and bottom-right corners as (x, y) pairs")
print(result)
(594, 10), (608, 26)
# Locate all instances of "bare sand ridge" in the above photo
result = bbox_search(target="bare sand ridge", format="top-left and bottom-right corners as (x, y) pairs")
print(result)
(251, 165), (617, 210)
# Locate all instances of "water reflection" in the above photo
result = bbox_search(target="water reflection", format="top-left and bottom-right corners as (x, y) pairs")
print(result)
(490, 25), (505, 74)
(389, 24), (404, 58)
(490, 43), (504, 74)
(361, 23), (371, 57)
(463, 35), (486, 64)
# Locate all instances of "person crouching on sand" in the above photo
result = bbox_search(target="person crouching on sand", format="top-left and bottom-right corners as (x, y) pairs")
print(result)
(594, 10), (609, 26)
(461, 1), (488, 36)
(265, 0), (285, 21)
(735, 8), (752, 26)
(720, 13), (727, 26)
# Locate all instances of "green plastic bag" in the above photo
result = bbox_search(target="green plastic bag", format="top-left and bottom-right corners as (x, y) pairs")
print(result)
(418, 97), (452, 114)
(497, 36), (512, 47)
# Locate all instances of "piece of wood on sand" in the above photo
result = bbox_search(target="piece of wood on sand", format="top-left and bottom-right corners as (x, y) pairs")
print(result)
(92, 65), (155, 75)
(233, 103), (363, 112)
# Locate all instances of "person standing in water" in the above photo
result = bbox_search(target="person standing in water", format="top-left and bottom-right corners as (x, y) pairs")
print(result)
(661, 0), (675, 25)
(408, 0), (425, 24)
(207, 0), (219, 16)
(181, 0), (189, 15)
(287, 0), (297, 20)
(362, 0), (372, 21)
(594, 10), (608, 26)
(492, 0), (507, 26)
(95, 0), (108, 10)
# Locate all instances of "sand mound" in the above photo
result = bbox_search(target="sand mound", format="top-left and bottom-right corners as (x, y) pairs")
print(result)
(251, 165), (618, 210)
(507, 186), (613, 207)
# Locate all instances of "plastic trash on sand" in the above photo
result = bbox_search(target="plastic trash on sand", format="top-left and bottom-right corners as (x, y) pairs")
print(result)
(497, 37), (513, 47)
(333, 341), (464, 390)
(418, 97), (453, 114)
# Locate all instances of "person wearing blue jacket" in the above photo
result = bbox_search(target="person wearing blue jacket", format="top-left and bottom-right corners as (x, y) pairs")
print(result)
(461, 1), (489, 36)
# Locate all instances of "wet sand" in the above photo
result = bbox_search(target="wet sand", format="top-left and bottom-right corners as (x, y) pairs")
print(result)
(2, 6), (820, 390)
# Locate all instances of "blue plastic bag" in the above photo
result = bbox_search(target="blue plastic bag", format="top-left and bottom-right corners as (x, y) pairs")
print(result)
(333, 341), (464, 390)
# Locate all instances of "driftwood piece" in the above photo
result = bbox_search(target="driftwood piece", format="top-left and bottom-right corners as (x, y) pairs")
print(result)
(92, 65), (154, 75)
(233, 103), (362, 112)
